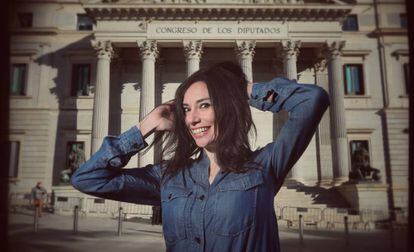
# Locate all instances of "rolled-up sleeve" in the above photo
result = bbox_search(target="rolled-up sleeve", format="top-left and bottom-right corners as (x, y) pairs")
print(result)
(71, 126), (162, 205)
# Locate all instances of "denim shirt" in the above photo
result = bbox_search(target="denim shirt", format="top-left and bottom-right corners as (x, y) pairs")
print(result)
(71, 77), (329, 252)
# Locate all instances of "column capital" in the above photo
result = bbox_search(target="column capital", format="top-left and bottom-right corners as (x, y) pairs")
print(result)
(323, 40), (346, 60)
(277, 40), (301, 59)
(91, 40), (114, 59)
(138, 40), (159, 60)
(235, 40), (256, 60)
(183, 40), (203, 60)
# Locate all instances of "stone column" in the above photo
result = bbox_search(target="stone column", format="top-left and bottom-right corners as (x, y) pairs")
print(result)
(276, 40), (301, 180)
(314, 58), (334, 184)
(323, 41), (349, 183)
(235, 40), (256, 82)
(278, 40), (301, 81)
(91, 40), (114, 153)
(183, 40), (203, 76)
(138, 40), (159, 167)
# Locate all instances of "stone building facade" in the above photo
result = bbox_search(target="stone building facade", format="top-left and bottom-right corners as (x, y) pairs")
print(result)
(8, 0), (409, 219)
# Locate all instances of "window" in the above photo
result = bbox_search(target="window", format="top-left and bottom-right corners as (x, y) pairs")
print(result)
(9, 141), (20, 178)
(400, 14), (407, 28)
(77, 14), (93, 31)
(349, 140), (370, 169)
(71, 64), (91, 96)
(17, 13), (33, 28)
(10, 64), (27, 95)
(343, 64), (365, 95)
(60, 142), (85, 184)
(404, 63), (410, 94)
(342, 15), (359, 31)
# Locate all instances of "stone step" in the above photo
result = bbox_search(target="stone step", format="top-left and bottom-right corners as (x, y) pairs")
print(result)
(275, 183), (352, 209)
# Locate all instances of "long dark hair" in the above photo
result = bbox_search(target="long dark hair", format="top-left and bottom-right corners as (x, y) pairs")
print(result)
(162, 62), (256, 178)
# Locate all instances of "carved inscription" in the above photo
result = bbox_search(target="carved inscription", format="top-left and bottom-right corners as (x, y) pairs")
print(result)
(148, 21), (288, 39)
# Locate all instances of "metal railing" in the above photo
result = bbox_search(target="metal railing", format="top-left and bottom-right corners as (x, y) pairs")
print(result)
(9, 192), (408, 231)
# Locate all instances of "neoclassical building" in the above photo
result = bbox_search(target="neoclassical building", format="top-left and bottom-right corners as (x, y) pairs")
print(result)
(9, 0), (409, 221)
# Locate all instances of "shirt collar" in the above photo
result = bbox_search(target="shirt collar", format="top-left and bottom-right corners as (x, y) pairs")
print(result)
(189, 149), (230, 188)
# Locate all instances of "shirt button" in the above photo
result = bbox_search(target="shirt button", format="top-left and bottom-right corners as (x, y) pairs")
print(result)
(199, 195), (205, 200)
(168, 193), (172, 200)
(132, 143), (139, 149)
(194, 237), (201, 244)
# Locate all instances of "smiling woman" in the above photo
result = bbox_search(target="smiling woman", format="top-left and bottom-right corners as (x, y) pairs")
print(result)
(71, 62), (330, 252)
(162, 62), (255, 180)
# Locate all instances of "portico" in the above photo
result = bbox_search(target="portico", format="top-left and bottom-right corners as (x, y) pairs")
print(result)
(86, 3), (352, 185)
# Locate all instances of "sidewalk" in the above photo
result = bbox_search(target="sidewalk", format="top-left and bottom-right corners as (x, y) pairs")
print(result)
(8, 211), (407, 252)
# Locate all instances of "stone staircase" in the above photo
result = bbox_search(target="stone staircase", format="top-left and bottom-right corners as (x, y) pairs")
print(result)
(275, 180), (351, 209)
(273, 181), (369, 229)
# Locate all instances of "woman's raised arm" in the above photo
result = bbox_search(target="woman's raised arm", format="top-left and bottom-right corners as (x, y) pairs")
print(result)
(71, 101), (175, 205)
(248, 77), (330, 192)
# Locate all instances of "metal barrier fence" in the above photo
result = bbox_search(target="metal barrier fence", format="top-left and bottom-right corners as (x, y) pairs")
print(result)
(280, 206), (322, 227)
(9, 192), (153, 218)
(9, 192), (408, 230)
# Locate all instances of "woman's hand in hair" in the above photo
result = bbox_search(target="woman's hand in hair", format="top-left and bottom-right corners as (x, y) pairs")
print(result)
(137, 101), (175, 139)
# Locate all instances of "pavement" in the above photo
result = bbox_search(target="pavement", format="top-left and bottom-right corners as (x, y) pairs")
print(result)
(7, 210), (408, 252)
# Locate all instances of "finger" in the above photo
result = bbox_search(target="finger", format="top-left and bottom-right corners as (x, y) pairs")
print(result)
(164, 99), (176, 106)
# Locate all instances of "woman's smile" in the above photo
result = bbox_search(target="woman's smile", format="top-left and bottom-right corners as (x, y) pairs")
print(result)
(190, 126), (211, 137)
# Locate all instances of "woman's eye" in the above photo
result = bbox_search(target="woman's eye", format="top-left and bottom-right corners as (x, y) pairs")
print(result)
(200, 103), (211, 109)
(183, 107), (190, 113)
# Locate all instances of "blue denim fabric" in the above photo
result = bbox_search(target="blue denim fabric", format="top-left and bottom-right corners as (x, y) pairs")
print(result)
(71, 77), (329, 252)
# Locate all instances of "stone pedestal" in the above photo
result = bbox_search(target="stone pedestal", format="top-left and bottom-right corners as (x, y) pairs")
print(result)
(336, 182), (389, 219)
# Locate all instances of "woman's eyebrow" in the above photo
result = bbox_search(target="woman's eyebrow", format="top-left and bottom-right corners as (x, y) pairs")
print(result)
(182, 98), (211, 106)
(196, 98), (211, 103)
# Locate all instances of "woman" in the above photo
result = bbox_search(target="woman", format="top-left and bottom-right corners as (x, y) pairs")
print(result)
(71, 62), (329, 251)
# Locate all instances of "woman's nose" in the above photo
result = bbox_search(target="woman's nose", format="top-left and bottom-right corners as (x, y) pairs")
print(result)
(187, 110), (201, 125)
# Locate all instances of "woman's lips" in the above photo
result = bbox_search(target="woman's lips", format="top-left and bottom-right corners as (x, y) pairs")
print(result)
(190, 126), (210, 138)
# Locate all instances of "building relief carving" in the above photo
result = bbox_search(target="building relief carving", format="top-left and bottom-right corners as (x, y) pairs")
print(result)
(83, 0), (307, 4)
(314, 58), (327, 73)
(84, 1), (350, 21)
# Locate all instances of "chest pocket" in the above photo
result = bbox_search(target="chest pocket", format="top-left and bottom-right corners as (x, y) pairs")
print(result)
(161, 185), (192, 245)
(213, 170), (264, 236)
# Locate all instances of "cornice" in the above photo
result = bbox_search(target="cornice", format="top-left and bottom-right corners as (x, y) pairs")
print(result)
(10, 49), (40, 56)
(84, 4), (352, 22)
(391, 49), (409, 60)
(10, 27), (59, 35)
(370, 28), (407, 37)
(341, 49), (371, 59)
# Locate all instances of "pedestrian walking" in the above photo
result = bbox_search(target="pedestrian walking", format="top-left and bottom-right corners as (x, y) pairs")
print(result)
(31, 181), (47, 218)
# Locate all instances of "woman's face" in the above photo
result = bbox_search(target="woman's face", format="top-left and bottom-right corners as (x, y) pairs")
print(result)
(183, 81), (216, 150)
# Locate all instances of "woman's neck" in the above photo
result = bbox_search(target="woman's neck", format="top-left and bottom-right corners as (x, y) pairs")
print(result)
(204, 148), (220, 184)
